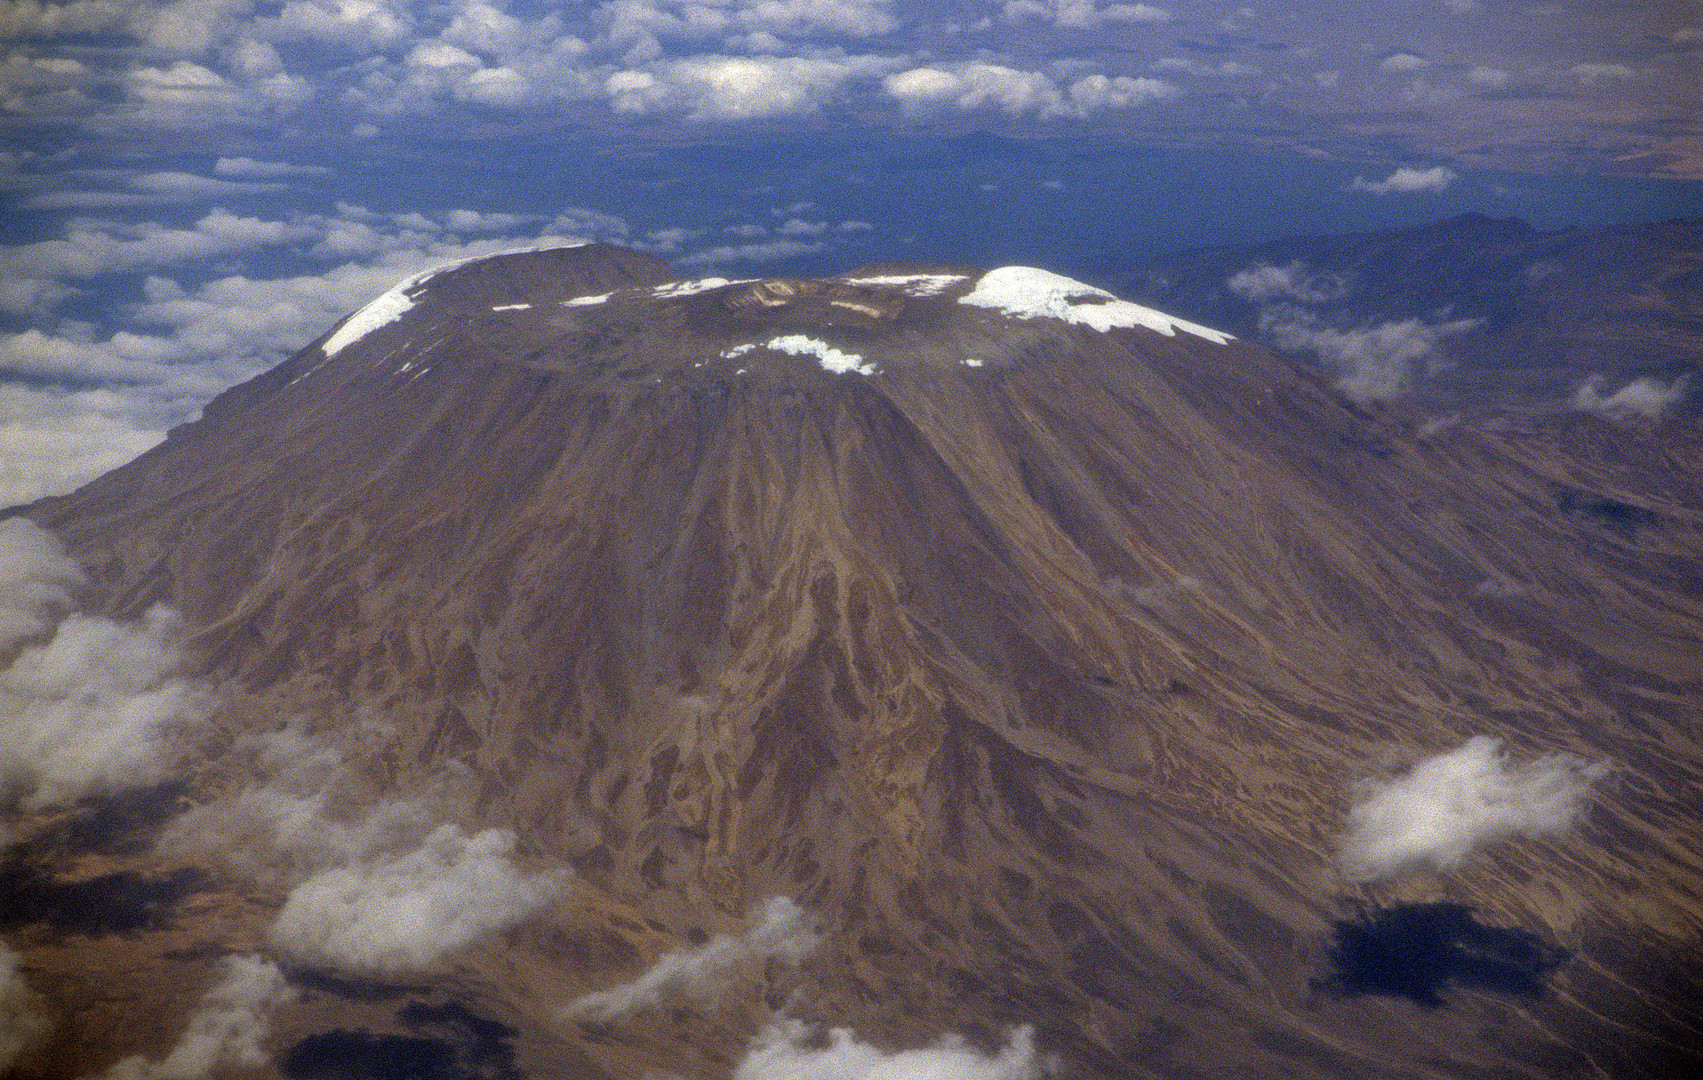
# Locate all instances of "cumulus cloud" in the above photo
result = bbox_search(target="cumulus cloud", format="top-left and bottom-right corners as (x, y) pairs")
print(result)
(268, 823), (559, 974)
(101, 955), (292, 1080)
(567, 896), (819, 1020)
(734, 1019), (1052, 1080)
(1, 943), (51, 1073)
(606, 53), (892, 119)
(0, 519), (205, 811)
(1347, 166), (1458, 195)
(885, 63), (1174, 118)
(1571, 373), (1690, 419)
(1001, 1), (1170, 28)
(1377, 52), (1431, 74)
(1340, 736), (1609, 882)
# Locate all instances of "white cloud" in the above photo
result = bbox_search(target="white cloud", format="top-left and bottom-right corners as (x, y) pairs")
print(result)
(678, 237), (827, 264)
(1340, 736), (1609, 882)
(267, 0), (413, 52)
(0, 384), (176, 504)
(1264, 310), (1476, 404)
(1, 942), (51, 1074)
(1571, 373), (1689, 419)
(734, 1019), (1052, 1080)
(214, 157), (332, 179)
(1226, 261), (1344, 305)
(1001, 0), (1168, 28)
(269, 823), (559, 974)
(0, 519), (205, 811)
(885, 63), (1172, 119)
(1065, 73), (1178, 109)
(1347, 165), (1458, 194)
(0, 516), (82, 647)
(102, 954), (292, 1080)
(607, 53), (890, 119)
(1377, 52), (1431, 74)
(1467, 65), (1509, 89)
(597, 0), (899, 44)
(0, 0), (131, 38)
(1570, 62), (1636, 84)
(567, 896), (819, 1020)
(1151, 57), (1259, 78)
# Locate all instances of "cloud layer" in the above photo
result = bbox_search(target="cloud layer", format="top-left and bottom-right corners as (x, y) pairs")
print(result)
(567, 895), (819, 1020)
(0, 518), (204, 811)
(735, 1020), (1052, 1080)
(1341, 736), (1609, 882)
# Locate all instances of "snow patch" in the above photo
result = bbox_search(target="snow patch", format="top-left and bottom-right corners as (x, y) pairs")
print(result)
(652, 277), (749, 299)
(963, 357), (984, 367)
(766, 334), (876, 375)
(491, 303), (532, 311)
(320, 258), (472, 359)
(960, 266), (1233, 344)
(841, 273), (967, 295)
(563, 293), (609, 306)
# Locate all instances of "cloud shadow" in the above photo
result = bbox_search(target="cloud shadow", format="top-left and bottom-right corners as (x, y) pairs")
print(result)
(1318, 903), (1567, 1009)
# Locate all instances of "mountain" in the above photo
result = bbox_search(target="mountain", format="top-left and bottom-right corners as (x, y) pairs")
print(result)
(1112, 213), (1703, 407)
(4, 244), (1702, 1080)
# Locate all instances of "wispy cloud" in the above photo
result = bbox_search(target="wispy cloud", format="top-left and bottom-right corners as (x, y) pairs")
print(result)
(1347, 166), (1458, 195)
(1226, 261), (1474, 404)
(566, 896), (818, 1020)
(1571, 373), (1690, 419)
(1340, 736), (1609, 882)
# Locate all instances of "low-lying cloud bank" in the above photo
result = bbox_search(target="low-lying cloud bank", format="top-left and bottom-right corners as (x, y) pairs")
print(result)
(735, 1019), (1052, 1080)
(102, 954), (292, 1080)
(1, 943), (51, 1073)
(1341, 736), (1609, 882)
(268, 823), (558, 975)
(567, 895), (819, 1020)
(0, 518), (205, 812)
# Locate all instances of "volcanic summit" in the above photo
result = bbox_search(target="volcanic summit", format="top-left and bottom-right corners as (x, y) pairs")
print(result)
(5, 244), (1702, 1080)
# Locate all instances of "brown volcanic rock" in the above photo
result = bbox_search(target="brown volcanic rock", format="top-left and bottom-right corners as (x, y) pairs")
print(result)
(8, 245), (1703, 1079)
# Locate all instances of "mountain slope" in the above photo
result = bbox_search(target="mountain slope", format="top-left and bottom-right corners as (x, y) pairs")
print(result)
(6, 244), (1703, 1080)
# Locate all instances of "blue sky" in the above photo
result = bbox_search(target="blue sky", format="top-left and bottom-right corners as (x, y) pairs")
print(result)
(2, 1), (1701, 502)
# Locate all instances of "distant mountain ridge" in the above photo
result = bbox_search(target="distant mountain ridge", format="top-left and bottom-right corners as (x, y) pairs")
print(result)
(1114, 213), (1703, 407)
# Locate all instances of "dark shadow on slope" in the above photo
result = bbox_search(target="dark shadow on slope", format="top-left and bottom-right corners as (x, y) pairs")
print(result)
(21, 784), (188, 857)
(1319, 903), (1567, 1008)
(282, 1001), (520, 1080)
(0, 856), (204, 936)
